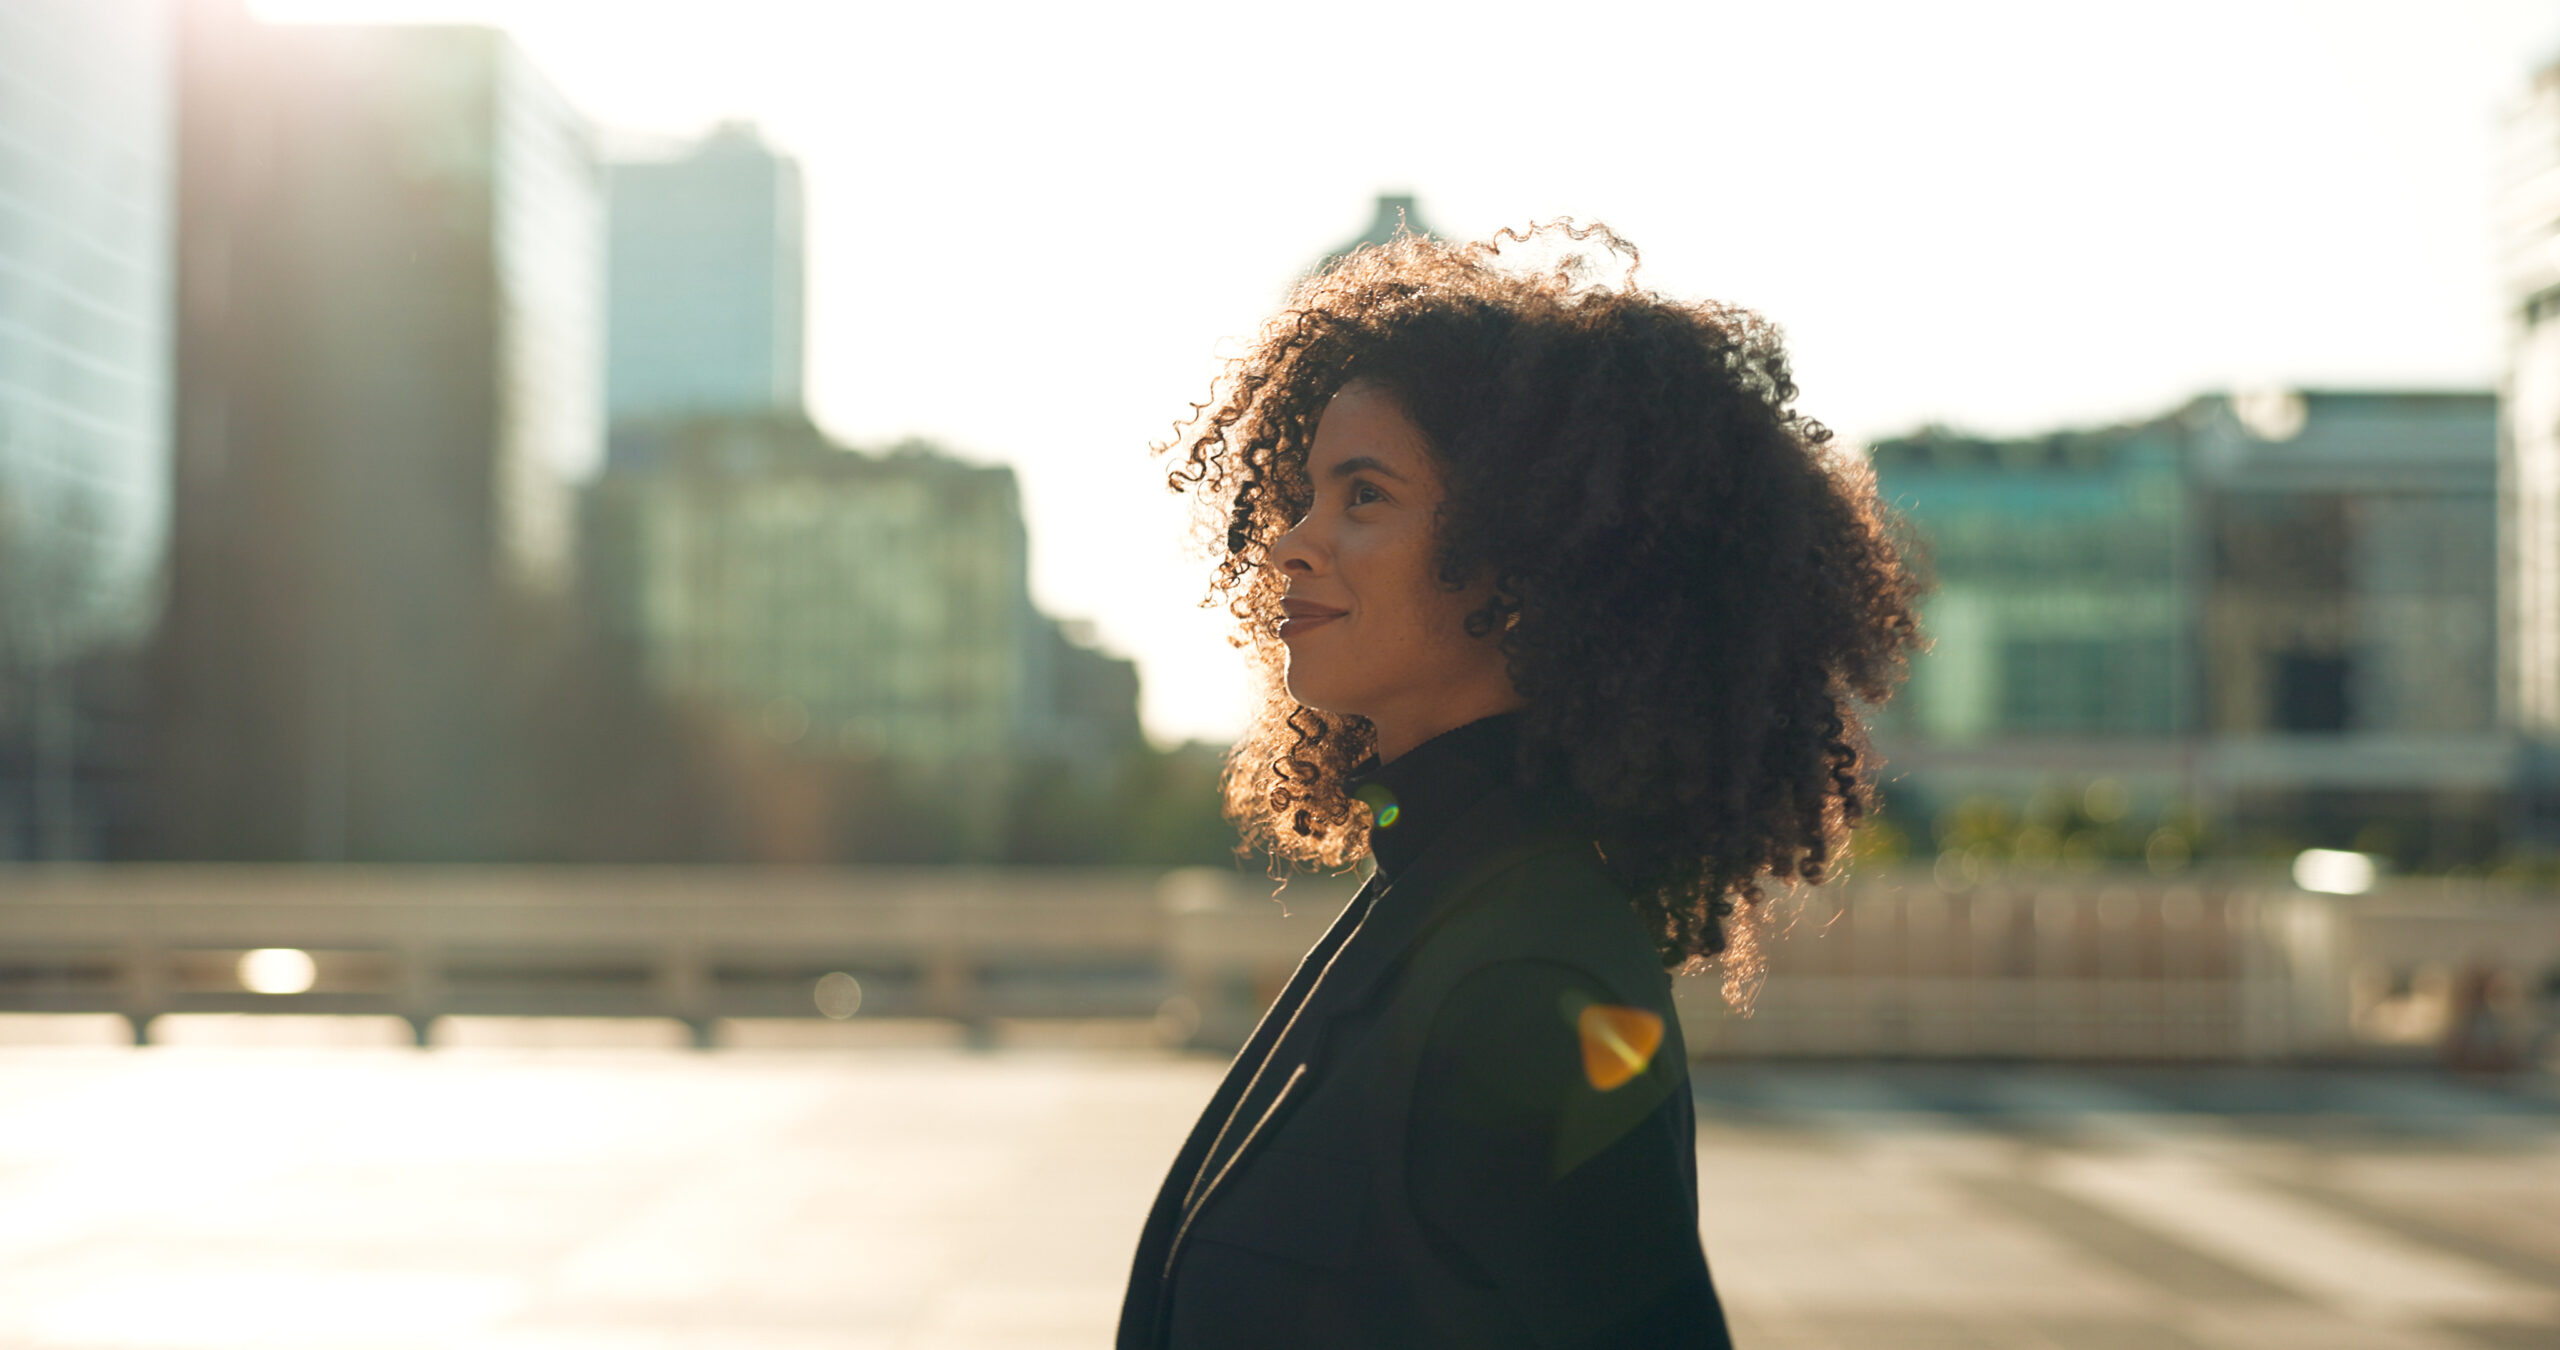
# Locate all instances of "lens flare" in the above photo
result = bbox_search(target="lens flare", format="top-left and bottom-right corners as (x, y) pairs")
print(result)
(1576, 1004), (1663, 1091)
(1352, 781), (1400, 829)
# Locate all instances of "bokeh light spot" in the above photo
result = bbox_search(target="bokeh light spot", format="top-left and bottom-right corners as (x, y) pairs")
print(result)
(813, 971), (863, 1019)
(2292, 848), (2376, 895)
(237, 948), (317, 995)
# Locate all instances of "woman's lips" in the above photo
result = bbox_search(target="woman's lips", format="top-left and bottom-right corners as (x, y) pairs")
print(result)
(1278, 602), (1346, 639)
(1279, 614), (1339, 639)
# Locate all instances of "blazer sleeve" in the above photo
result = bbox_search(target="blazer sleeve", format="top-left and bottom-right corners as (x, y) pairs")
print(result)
(1406, 959), (1731, 1350)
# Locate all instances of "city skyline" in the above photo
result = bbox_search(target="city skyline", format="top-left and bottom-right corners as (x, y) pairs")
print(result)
(248, 0), (2560, 745)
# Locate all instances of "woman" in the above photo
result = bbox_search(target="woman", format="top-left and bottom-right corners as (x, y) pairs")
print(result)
(1117, 222), (1925, 1349)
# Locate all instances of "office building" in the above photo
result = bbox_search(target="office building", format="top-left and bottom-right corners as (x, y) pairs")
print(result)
(1313, 193), (1438, 276)
(605, 123), (805, 422)
(1871, 390), (2504, 864)
(153, 10), (603, 860)
(2193, 391), (2503, 857)
(2503, 61), (2560, 734)
(0, 0), (175, 860)
(2500, 62), (2560, 843)
(1029, 616), (1146, 771)
(1874, 417), (2192, 746)
(584, 414), (1143, 850)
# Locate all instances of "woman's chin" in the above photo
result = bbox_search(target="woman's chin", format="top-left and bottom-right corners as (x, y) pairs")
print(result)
(1280, 673), (1356, 719)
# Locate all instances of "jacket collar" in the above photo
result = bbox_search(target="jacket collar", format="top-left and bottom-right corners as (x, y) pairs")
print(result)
(1306, 778), (1586, 1024)
(1348, 712), (1525, 882)
(1171, 781), (1589, 1244)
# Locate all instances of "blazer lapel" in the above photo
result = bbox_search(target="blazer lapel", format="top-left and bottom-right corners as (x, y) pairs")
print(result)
(1119, 869), (1383, 1347)
(1167, 786), (1586, 1256)
(1172, 870), (1383, 1215)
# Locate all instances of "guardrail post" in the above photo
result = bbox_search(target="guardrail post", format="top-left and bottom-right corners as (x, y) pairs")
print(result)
(661, 943), (712, 1050)
(924, 947), (975, 1023)
(398, 941), (440, 1049)
(121, 924), (163, 1046)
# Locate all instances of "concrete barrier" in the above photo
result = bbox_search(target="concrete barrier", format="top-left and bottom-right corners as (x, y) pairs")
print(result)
(0, 865), (1220, 1045)
(5, 863), (2552, 1061)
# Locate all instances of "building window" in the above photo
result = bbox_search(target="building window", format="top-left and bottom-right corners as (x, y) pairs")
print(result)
(2270, 651), (2350, 733)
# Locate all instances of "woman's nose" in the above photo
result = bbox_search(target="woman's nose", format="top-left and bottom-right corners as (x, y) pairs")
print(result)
(1268, 517), (1319, 575)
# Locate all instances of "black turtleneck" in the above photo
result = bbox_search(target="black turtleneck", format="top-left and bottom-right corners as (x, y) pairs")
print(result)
(1347, 712), (1524, 881)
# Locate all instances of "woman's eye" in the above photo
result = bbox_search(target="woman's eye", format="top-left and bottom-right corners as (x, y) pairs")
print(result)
(1348, 482), (1386, 507)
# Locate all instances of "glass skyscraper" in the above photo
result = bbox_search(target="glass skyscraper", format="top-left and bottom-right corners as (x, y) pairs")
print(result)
(2504, 63), (2560, 736)
(156, 12), (603, 860)
(605, 123), (806, 423)
(0, 0), (174, 859)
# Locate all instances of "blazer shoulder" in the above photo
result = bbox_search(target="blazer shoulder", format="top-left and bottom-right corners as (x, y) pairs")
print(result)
(1430, 841), (1667, 999)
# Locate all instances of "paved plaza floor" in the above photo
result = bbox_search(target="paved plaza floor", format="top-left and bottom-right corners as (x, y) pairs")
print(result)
(0, 1029), (2553, 1349)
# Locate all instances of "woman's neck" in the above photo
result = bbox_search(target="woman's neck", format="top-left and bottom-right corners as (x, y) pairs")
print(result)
(1370, 686), (1527, 763)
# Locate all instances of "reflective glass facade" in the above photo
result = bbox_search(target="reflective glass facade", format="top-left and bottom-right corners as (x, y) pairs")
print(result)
(0, 0), (173, 858)
(1871, 427), (2192, 745)
(2503, 64), (2560, 734)
(156, 18), (603, 861)
(1870, 391), (2504, 864)
(494, 37), (605, 593)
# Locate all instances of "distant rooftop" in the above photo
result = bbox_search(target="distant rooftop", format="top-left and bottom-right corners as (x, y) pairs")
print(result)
(601, 411), (1004, 485)
(1311, 193), (1437, 276)
(2184, 389), (2496, 492)
(1871, 388), (2494, 492)
(604, 118), (790, 166)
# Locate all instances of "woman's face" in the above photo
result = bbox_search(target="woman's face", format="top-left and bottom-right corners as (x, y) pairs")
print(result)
(1266, 382), (1519, 760)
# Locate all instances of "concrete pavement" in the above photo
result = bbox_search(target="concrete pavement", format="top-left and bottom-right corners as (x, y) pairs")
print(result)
(0, 1033), (2551, 1348)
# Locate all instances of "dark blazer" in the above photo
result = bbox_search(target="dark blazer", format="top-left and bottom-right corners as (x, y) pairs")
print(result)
(1116, 782), (1733, 1349)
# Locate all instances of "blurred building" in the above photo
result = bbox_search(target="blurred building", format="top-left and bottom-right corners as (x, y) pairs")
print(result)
(0, 0), (176, 860)
(2501, 60), (2560, 838)
(1876, 416), (2193, 747)
(585, 416), (1142, 842)
(152, 9), (603, 860)
(1871, 390), (2504, 866)
(1313, 193), (1437, 275)
(1030, 616), (1146, 771)
(2194, 391), (2502, 856)
(605, 123), (805, 422)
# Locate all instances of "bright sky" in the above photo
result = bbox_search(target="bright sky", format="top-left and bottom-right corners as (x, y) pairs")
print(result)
(254, 0), (2560, 747)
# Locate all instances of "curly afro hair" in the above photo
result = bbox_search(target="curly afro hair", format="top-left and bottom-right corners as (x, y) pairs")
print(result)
(1162, 221), (1927, 999)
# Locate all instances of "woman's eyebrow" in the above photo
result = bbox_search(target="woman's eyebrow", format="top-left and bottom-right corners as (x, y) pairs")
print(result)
(1325, 454), (1407, 483)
